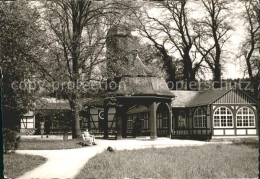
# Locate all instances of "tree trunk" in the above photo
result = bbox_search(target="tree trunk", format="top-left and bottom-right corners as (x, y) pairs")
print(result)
(70, 96), (81, 139)
(252, 79), (259, 100)
(213, 64), (221, 89)
(183, 46), (194, 90)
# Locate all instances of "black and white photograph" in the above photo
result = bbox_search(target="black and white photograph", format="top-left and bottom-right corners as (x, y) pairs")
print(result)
(1, 0), (259, 178)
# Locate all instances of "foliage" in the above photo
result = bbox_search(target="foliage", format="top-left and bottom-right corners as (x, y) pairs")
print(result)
(3, 128), (21, 153)
(3, 153), (46, 178)
(26, 0), (135, 138)
(76, 144), (258, 178)
(0, 1), (42, 130)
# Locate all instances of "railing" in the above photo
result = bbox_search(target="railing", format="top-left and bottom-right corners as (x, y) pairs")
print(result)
(171, 128), (212, 138)
(126, 128), (151, 136)
(157, 129), (169, 137)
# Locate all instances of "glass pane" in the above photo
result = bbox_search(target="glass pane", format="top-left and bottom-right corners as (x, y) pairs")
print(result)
(243, 120), (248, 126)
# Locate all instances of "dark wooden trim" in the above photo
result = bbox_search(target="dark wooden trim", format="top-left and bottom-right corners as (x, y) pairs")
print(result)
(103, 105), (108, 139)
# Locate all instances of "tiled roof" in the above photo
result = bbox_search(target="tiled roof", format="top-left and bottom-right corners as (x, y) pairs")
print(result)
(36, 101), (71, 110)
(187, 89), (230, 107)
(36, 97), (105, 110)
(170, 90), (199, 108)
(171, 89), (233, 107)
(127, 105), (149, 114)
(112, 77), (174, 97)
(82, 98), (104, 107)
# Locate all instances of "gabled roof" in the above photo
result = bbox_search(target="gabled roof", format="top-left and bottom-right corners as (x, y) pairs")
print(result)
(36, 98), (71, 110)
(171, 88), (258, 108)
(35, 97), (105, 110)
(170, 90), (199, 108)
(186, 89), (229, 107)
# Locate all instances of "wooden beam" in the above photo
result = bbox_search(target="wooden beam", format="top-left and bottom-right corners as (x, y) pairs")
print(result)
(103, 105), (109, 139)
(150, 102), (157, 140)
(116, 107), (123, 140)
(168, 102), (172, 138)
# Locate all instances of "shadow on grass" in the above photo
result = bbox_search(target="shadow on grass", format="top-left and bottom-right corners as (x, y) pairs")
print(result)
(76, 144), (258, 179)
(4, 153), (47, 178)
(231, 138), (259, 149)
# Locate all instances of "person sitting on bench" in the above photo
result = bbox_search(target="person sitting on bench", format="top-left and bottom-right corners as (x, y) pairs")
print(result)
(82, 129), (96, 145)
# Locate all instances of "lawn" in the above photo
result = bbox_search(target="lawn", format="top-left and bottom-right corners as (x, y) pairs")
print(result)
(18, 139), (85, 150)
(4, 153), (46, 178)
(76, 143), (258, 178)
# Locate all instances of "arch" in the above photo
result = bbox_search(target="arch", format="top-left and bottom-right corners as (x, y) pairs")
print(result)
(193, 107), (207, 128)
(236, 107), (255, 128)
(213, 106), (233, 128)
(156, 103), (170, 137)
(126, 105), (150, 136)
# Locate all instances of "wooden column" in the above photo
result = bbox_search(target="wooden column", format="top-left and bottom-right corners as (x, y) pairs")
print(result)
(210, 105), (213, 137)
(150, 102), (157, 140)
(87, 108), (90, 130)
(122, 107), (127, 138)
(116, 107), (123, 140)
(103, 105), (109, 139)
(168, 104), (172, 138)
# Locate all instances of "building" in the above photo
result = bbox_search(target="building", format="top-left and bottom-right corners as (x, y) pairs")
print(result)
(19, 25), (259, 139)
(21, 87), (259, 139)
(171, 88), (259, 138)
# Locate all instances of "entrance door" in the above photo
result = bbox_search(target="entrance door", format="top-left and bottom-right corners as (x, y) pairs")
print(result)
(126, 105), (150, 137)
(157, 104), (169, 137)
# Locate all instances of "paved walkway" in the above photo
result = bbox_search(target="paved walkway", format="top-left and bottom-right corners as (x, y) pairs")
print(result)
(16, 138), (227, 179)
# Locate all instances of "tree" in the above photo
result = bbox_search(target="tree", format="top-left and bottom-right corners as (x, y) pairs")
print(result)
(136, 1), (210, 90)
(194, 0), (232, 88)
(32, 0), (130, 138)
(0, 1), (41, 131)
(240, 0), (260, 98)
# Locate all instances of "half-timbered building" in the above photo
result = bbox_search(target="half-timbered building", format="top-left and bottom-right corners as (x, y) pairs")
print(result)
(171, 88), (259, 139)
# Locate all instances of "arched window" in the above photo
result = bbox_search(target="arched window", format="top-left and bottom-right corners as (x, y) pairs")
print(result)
(236, 107), (255, 128)
(213, 107), (233, 128)
(194, 107), (206, 128)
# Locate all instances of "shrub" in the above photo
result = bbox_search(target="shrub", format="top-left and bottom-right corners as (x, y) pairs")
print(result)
(3, 128), (21, 153)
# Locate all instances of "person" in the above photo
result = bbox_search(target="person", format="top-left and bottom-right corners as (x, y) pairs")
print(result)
(83, 129), (96, 145)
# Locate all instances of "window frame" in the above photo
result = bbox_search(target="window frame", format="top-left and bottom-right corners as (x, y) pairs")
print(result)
(236, 107), (255, 128)
(193, 107), (207, 128)
(213, 106), (233, 128)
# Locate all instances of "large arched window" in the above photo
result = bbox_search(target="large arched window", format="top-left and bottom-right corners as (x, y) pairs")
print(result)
(236, 107), (255, 128)
(213, 107), (233, 128)
(194, 107), (206, 128)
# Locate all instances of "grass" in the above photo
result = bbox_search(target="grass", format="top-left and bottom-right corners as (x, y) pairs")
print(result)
(76, 143), (258, 178)
(4, 153), (46, 178)
(18, 139), (85, 150)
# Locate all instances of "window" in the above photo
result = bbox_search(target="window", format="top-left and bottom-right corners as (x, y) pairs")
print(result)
(127, 115), (133, 129)
(21, 116), (34, 129)
(162, 117), (168, 128)
(213, 107), (233, 128)
(194, 107), (206, 128)
(236, 107), (255, 128)
(178, 110), (186, 129)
